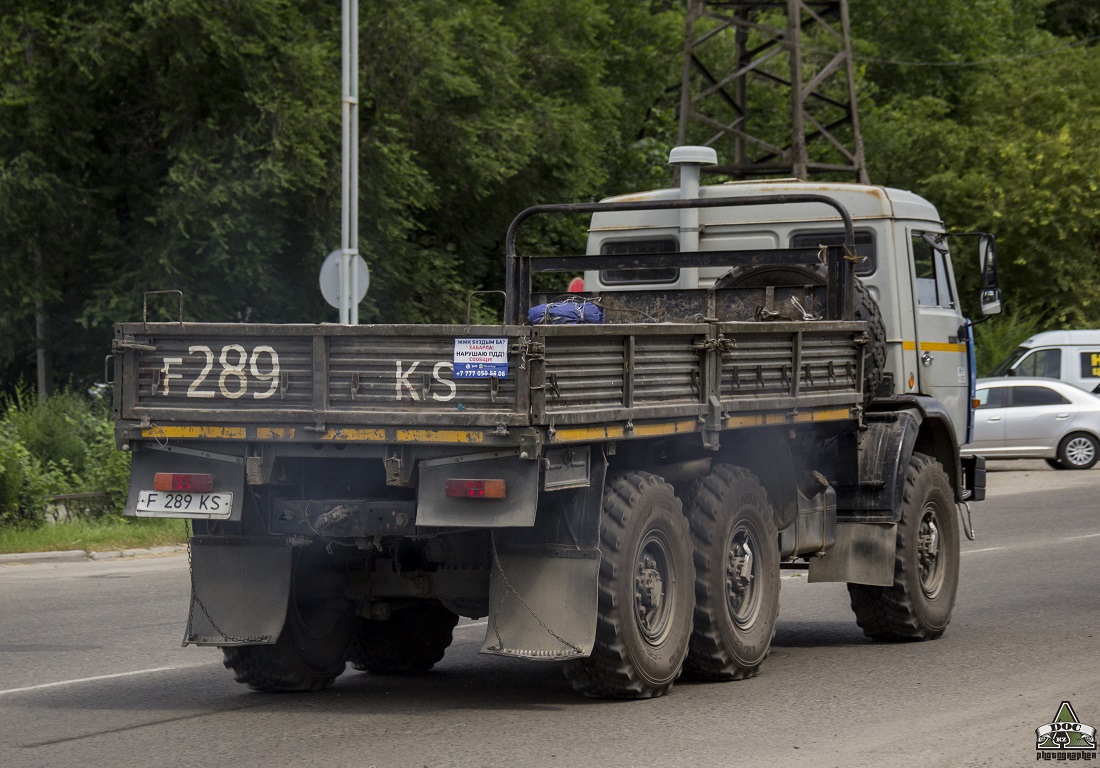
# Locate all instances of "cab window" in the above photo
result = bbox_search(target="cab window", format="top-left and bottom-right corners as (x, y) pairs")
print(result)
(599, 238), (679, 284)
(1015, 349), (1061, 379)
(790, 230), (876, 276)
(912, 234), (955, 308)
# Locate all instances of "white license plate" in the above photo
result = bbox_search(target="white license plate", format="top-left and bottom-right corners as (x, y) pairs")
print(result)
(136, 490), (233, 519)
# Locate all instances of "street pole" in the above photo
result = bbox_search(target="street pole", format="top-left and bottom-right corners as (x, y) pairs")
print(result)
(340, 0), (359, 324)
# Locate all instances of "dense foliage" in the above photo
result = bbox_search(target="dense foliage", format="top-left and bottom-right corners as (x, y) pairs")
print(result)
(0, 386), (130, 527)
(2, 0), (1099, 391)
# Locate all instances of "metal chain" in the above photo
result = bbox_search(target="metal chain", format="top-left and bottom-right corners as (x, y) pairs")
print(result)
(183, 520), (258, 645)
(182, 520), (196, 647)
(485, 532), (582, 656)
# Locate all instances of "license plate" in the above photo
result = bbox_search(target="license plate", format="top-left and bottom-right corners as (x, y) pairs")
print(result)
(136, 490), (233, 519)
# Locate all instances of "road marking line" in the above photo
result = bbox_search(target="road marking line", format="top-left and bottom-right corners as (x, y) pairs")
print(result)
(961, 547), (1007, 555)
(0, 664), (208, 696)
(1064, 533), (1100, 541)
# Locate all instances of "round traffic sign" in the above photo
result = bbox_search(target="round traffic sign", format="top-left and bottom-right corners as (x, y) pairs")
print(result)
(319, 249), (370, 309)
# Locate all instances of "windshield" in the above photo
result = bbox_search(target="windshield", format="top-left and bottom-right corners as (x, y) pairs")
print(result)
(989, 346), (1029, 376)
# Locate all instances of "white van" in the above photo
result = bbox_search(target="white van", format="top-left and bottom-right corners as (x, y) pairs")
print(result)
(990, 330), (1100, 392)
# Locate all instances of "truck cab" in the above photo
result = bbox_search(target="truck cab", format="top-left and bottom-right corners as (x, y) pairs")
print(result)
(580, 149), (1000, 486)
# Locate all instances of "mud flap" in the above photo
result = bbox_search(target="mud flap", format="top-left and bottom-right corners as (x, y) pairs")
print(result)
(807, 522), (895, 586)
(480, 547), (600, 660)
(184, 541), (292, 646)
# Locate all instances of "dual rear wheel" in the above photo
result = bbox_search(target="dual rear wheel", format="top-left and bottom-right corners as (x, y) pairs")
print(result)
(222, 551), (459, 691)
(564, 466), (780, 698)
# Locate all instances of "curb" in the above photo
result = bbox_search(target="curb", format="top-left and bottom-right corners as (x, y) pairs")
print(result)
(0, 545), (187, 566)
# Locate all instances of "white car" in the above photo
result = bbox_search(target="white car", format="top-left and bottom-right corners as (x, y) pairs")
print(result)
(962, 377), (1100, 469)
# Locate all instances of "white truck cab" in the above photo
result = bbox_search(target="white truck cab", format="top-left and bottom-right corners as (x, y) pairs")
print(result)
(582, 151), (999, 446)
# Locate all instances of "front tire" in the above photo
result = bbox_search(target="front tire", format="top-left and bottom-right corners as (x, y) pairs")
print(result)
(848, 453), (959, 641)
(683, 465), (780, 681)
(1057, 432), (1099, 470)
(347, 600), (459, 675)
(563, 472), (695, 699)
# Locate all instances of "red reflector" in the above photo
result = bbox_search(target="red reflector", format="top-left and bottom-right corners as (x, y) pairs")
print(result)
(153, 473), (213, 492)
(445, 479), (506, 499)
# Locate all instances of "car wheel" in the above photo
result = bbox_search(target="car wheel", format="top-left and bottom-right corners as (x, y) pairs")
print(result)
(1057, 432), (1099, 470)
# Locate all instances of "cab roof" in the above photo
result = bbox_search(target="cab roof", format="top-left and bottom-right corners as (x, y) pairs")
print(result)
(592, 179), (942, 233)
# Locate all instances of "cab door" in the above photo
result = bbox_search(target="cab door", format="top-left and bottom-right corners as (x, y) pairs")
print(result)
(909, 231), (968, 435)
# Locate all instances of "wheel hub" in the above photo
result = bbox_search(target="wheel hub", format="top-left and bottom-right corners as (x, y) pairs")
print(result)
(726, 528), (760, 627)
(917, 504), (944, 597)
(634, 536), (672, 644)
(1065, 437), (1095, 467)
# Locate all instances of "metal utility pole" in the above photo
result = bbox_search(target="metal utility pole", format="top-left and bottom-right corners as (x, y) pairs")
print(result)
(678, 0), (868, 182)
(34, 245), (51, 400)
(339, 0), (360, 324)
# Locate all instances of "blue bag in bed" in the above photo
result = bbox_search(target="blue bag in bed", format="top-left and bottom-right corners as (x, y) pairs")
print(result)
(527, 300), (605, 325)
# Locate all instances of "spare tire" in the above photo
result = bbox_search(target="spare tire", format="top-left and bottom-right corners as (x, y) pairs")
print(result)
(715, 265), (886, 404)
(853, 279), (887, 402)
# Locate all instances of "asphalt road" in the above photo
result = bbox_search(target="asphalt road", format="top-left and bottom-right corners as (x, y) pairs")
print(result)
(1, 461), (1097, 768)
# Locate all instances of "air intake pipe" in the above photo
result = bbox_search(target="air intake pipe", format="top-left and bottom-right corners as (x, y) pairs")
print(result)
(668, 146), (717, 288)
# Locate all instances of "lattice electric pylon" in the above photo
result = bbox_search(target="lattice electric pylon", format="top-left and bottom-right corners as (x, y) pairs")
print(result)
(677, 0), (868, 182)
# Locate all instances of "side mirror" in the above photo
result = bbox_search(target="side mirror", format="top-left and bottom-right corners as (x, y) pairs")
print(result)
(980, 288), (1002, 316)
(978, 234), (1002, 316)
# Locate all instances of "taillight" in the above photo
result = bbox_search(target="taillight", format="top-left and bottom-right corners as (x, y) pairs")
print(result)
(445, 479), (506, 499)
(153, 473), (213, 492)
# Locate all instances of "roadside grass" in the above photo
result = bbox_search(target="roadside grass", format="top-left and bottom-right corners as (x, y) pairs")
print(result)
(0, 518), (188, 554)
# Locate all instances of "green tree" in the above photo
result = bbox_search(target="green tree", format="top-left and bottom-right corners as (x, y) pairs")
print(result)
(8, 0), (1100, 395)
(0, 0), (691, 390)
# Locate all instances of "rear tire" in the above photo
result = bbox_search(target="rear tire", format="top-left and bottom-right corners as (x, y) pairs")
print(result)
(347, 600), (459, 675)
(1057, 432), (1099, 470)
(848, 453), (959, 641)
(683, 465), (780, 681)
(222, 554), (354, 692)
(562, 472), (695, 699)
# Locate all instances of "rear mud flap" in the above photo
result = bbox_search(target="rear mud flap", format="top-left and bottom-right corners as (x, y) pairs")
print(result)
(184, 541), (292, 646)
(480, 548), (599, 660)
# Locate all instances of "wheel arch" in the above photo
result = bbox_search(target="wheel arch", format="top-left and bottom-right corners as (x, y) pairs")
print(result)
(912, 412), (961, 499)
(864, 394), (967, 505)
(839, 403), (962, 524)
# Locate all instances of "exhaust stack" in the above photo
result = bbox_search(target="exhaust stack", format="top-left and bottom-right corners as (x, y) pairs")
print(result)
(669, 146), (717, 254)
